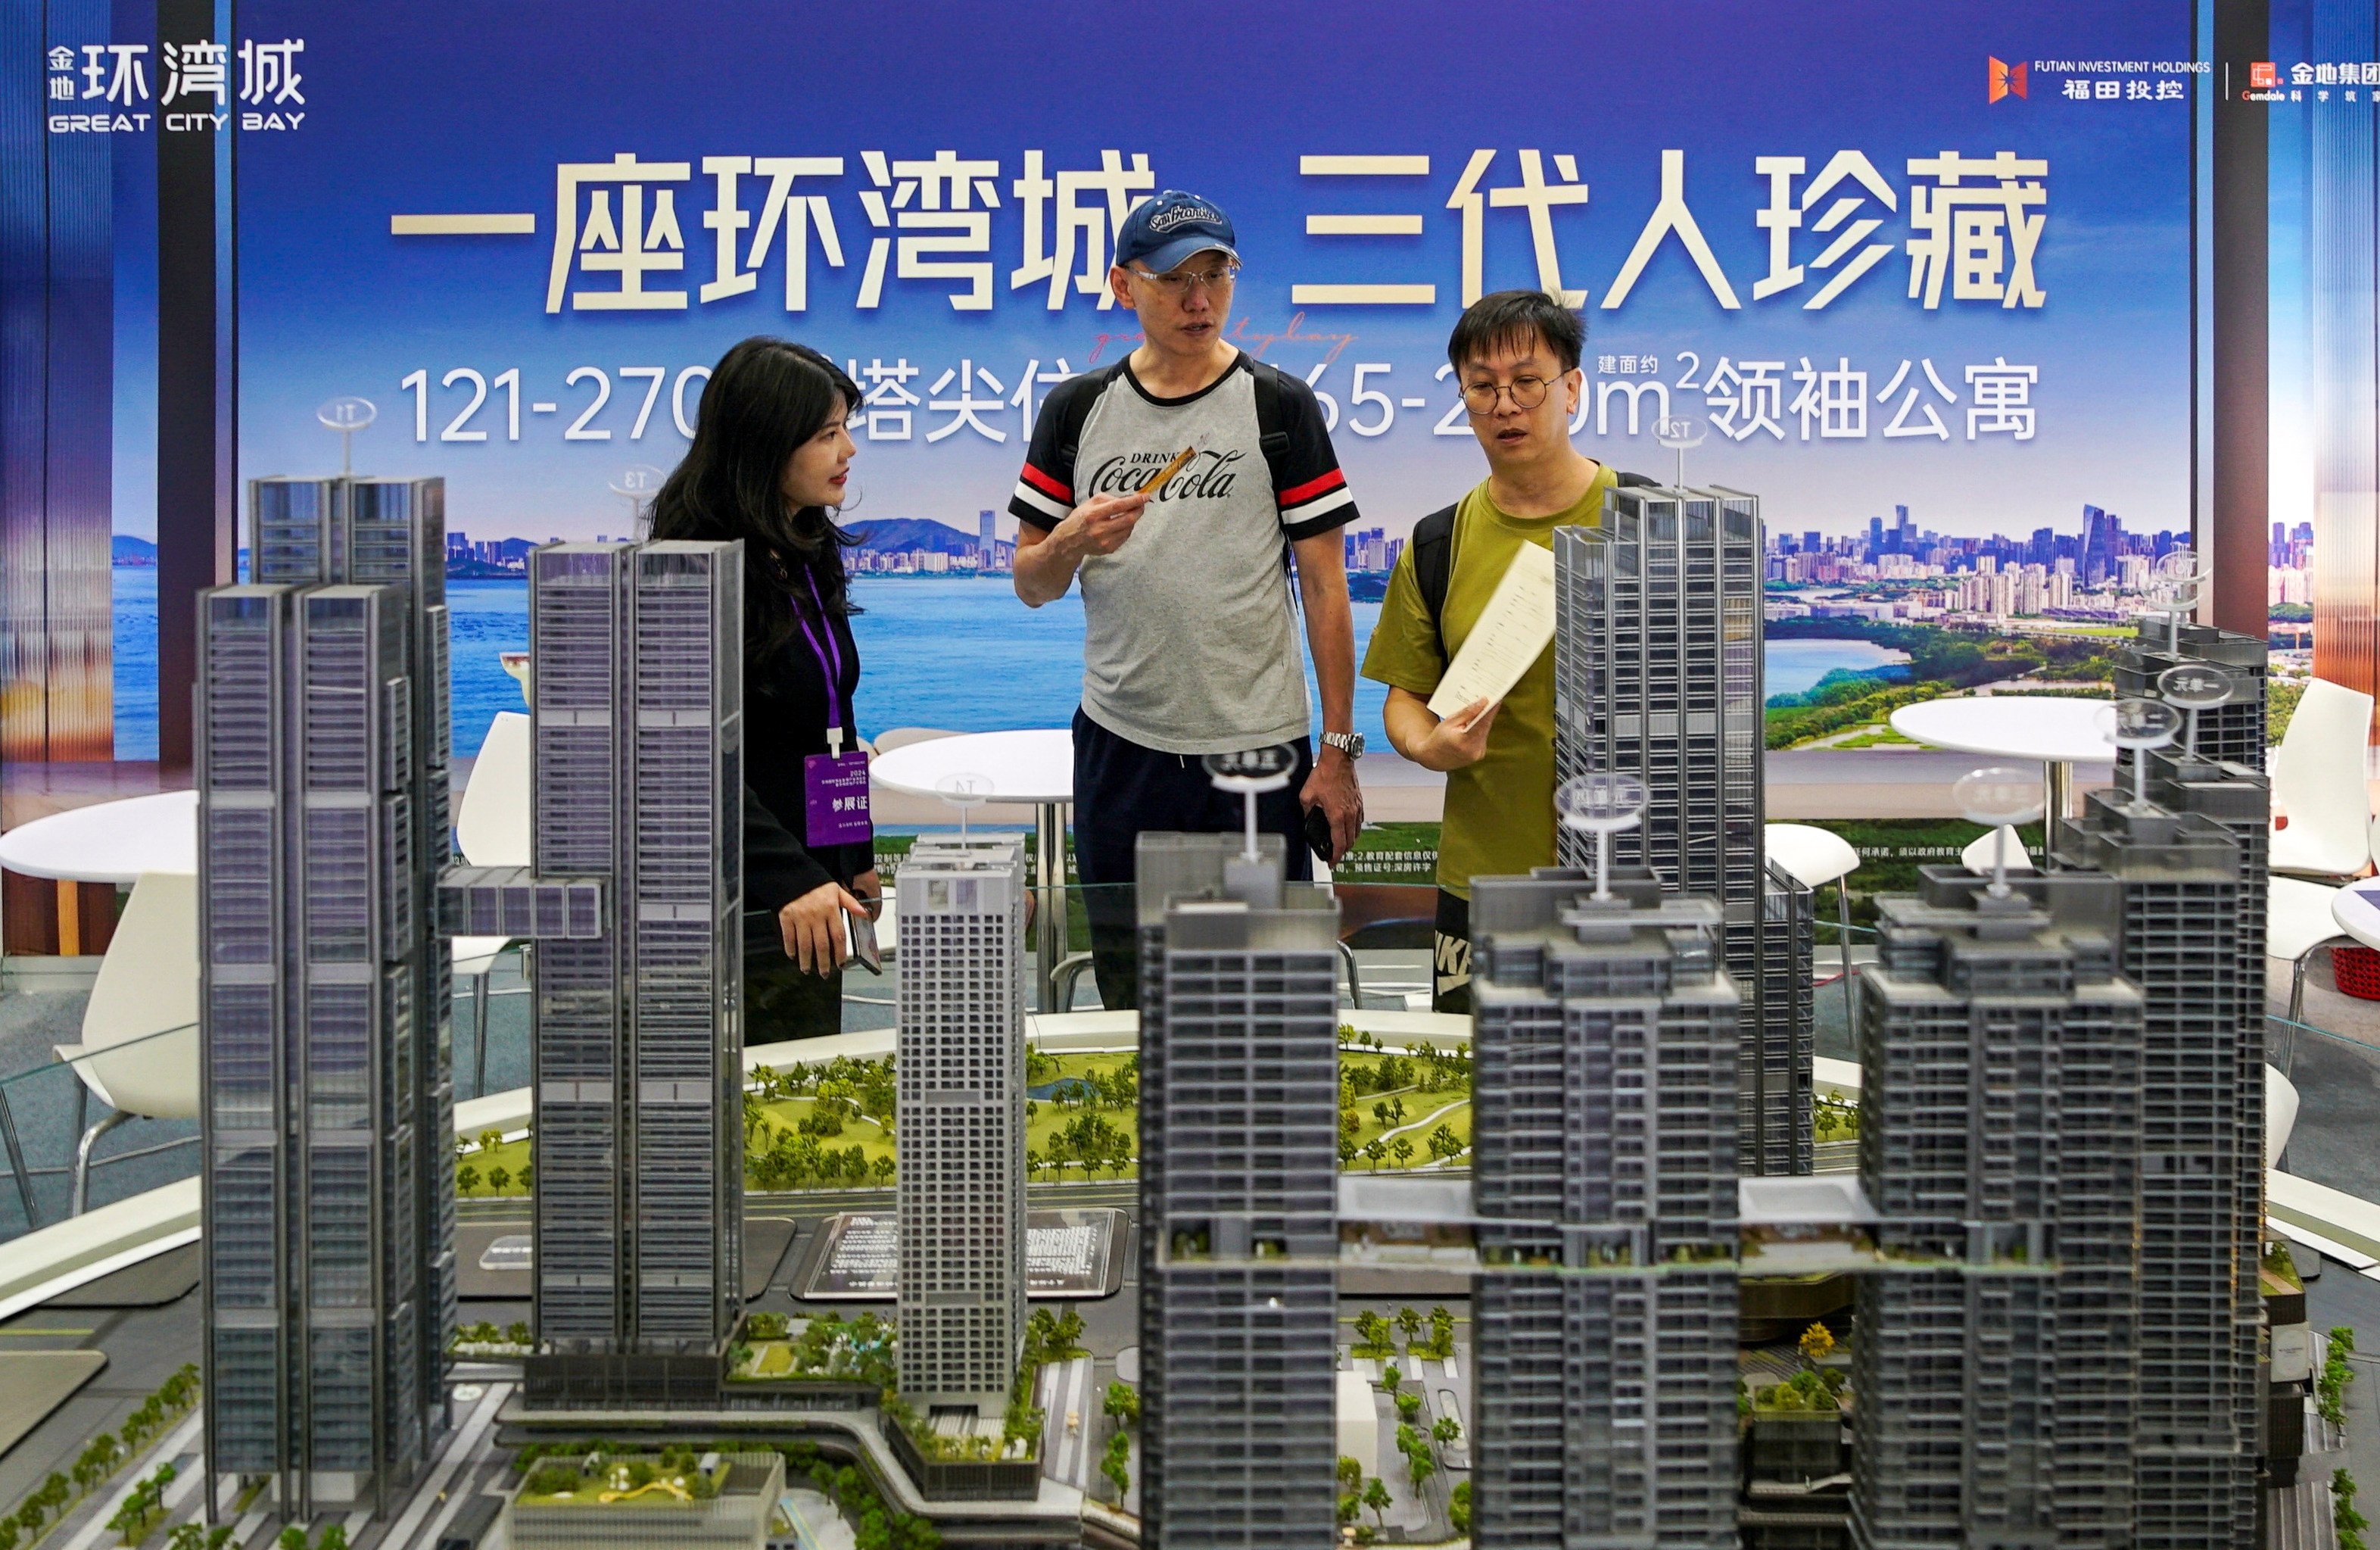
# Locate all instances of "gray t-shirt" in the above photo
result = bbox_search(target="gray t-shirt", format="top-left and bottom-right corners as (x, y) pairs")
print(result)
(1008, 354), (1357, 754)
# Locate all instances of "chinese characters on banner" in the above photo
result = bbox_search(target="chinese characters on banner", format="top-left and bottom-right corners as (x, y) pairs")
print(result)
(525, 146), (2051, 319)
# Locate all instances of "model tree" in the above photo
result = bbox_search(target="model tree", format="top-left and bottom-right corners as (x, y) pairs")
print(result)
(1361, 1475), (1392, 1527)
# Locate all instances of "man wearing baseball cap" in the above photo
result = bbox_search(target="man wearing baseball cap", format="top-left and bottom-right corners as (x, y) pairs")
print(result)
(1010, 190), (1365, 1009)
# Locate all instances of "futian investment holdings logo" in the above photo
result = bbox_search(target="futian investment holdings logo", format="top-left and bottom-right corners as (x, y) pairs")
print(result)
(1989, 55), (2030, 102)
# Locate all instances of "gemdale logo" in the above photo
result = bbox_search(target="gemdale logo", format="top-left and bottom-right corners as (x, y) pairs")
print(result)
(1989, 55), (2030, 102)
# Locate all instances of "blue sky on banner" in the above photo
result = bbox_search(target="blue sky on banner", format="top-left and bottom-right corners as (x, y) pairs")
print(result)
(196, 0), (2194, 548)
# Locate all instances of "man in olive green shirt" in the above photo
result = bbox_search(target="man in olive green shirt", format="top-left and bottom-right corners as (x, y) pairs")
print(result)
(1361, 291), (1612, 1012)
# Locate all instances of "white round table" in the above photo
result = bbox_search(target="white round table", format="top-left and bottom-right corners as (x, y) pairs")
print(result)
(0, 791), (198, 883)
(2330, 882), (2380, 954)
(1889, 697), (2115, 861)
(871, 728), (1073, 1007)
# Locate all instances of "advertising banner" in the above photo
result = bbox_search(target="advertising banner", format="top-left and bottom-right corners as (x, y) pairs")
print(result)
(61, 1), (2199, 763)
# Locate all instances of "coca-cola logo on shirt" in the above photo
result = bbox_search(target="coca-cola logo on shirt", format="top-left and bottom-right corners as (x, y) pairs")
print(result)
(1086, 449), (1243, 501)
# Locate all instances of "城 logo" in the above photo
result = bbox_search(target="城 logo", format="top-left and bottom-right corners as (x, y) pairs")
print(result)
(1989, 55), (2030, 101)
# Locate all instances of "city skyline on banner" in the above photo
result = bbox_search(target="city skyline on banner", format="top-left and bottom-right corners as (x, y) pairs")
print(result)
(185, 0), (2192, 550)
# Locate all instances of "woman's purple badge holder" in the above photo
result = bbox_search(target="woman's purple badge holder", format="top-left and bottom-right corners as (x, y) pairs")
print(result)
(804, 748), (872, 846)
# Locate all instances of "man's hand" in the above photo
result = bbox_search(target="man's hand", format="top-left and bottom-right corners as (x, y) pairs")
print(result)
(1014, 489), (1149, 606)
(1057, 488), (1148, 559)
(779, 880), (868, 975)
(851, 868), (883, 903)
(1302, 747), (1365, 862)
(1410, 697), (1500, 772)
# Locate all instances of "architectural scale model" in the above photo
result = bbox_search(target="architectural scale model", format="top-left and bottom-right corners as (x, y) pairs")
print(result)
(1553, 483), (1816, 1174)
(893, 834), (1028, 1406)
(2053, 784), (2263, 1542)
(511, 541), (747, 1406)
(198, 476), (456, 1518)
(1467, 863), (1742, 1544)
(1852, 865), (2145, 1542)
(1134, 827), (1341, 1550)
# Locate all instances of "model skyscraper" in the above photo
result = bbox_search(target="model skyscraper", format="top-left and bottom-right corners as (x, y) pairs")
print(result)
(521, 541), (746, 1404)
(1554, 483), (1813, 1173)
(1851, 866), (2145, 1544)
(199, 476), (455, 1517)
(2052, 786), (2259, 1543)
(1135, 828), (1340, 1550)
(1468, 863), (1743, 1545)
(894, 834), (1028, 1404)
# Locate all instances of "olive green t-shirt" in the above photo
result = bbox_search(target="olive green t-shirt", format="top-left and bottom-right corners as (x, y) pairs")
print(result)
(1360, 464), (1615, 900)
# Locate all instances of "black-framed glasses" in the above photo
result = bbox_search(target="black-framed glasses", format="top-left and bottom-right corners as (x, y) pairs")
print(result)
(1461, 374), (1560, 415)
(1128, 260), (1241, 295)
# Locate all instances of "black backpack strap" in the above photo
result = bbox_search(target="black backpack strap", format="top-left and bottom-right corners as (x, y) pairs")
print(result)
(1614, 469), (1659, 488)
(1056, 360), (1132, 473)
(1412, 503), (1459, 644)
(1248, 357), (1294, 493)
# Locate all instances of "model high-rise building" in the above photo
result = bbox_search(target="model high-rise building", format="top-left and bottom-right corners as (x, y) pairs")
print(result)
(523, 541), (746, 1405)
(1850, 867), (2144, 1545)
(1135, 832), (1339, 1550)
(1555, 483), (1812, 1173)
(200, 475), (455, 1520)
(2052, 787), (2258, 1545)
(2115, 620), (2268, 773)
(1468, 866), (1742, 1545)
(895, 835), (1027, 1404)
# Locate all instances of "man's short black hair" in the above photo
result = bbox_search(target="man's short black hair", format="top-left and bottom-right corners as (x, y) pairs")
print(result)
(1446, 289), (1584, 375)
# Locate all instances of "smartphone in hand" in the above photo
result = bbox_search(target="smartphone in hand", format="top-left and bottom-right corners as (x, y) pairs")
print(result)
(1304, 804), (1338, 865)
(846, 900), (883, 975)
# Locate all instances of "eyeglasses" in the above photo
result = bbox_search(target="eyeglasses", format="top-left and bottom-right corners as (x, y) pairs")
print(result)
(1128, 260), (1241, 296)
(1460, 374), (1562, 415)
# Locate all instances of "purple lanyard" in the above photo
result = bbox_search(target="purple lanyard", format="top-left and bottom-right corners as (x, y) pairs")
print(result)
(791, 569), (849, 740)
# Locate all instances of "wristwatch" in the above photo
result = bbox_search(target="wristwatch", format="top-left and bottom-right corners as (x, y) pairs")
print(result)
(1321, 731), (1366, 759)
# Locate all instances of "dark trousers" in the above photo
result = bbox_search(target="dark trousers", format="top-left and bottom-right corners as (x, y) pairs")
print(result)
(1073, 706), (1314, 1011)
(1433, 887), (1473, 1015)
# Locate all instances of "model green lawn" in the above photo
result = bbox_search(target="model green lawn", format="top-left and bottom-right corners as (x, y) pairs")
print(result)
(454, 1043), (1475, 1196)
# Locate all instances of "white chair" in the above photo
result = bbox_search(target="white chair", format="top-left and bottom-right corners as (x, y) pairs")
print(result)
(1764, 823), (1863, 1042)
(456, 710), (531, 867)
(2267, 1064), (2301, 1168)
(1960, 825), (2036, 876)
(2269, 876), (2354, 1024)
(55, 873), (199, 1216)
(2269, 678), (2375, 878)
(454, 712), (532, 1092)
(870, 727), (959, 756)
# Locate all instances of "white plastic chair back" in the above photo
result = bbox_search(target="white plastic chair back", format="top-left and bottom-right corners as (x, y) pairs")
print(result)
(2266, 1065), (2300, 1168)
(1762, 823), (1859, 890)
(1959, 825), (2036, 877)
(73, 873), (199, 1121)
(2271, 678), (2374, 875)
(871, 727), (959, 755)
(456, 711), (532, 867)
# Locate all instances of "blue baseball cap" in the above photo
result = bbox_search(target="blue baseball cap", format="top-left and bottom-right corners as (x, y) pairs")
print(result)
(1114, 190), (1239, 276)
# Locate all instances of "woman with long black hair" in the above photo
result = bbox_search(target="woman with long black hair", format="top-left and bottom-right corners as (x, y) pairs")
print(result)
(650, 336), (874, 1039)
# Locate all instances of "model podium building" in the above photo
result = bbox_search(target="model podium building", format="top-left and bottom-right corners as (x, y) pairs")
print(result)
(1468, 866), (1743, 1544)
(894, 835), (1028, 1405)
(1554, 484), (1814, 1174)
(1135, 832), (1341, 1550)
(199, 476), (456, 1518)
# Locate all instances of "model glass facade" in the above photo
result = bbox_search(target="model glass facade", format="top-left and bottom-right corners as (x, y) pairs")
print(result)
(1135, 832), (1340, 1550)
(1555, 484), (1812, 1174)
(895, 835), (1028, 1402)
(199, 476), (456, 1518)
(525, 541), (746, 1402)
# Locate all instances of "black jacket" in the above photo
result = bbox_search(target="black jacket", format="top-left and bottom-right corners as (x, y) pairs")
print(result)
(743, 560), (874, 912)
